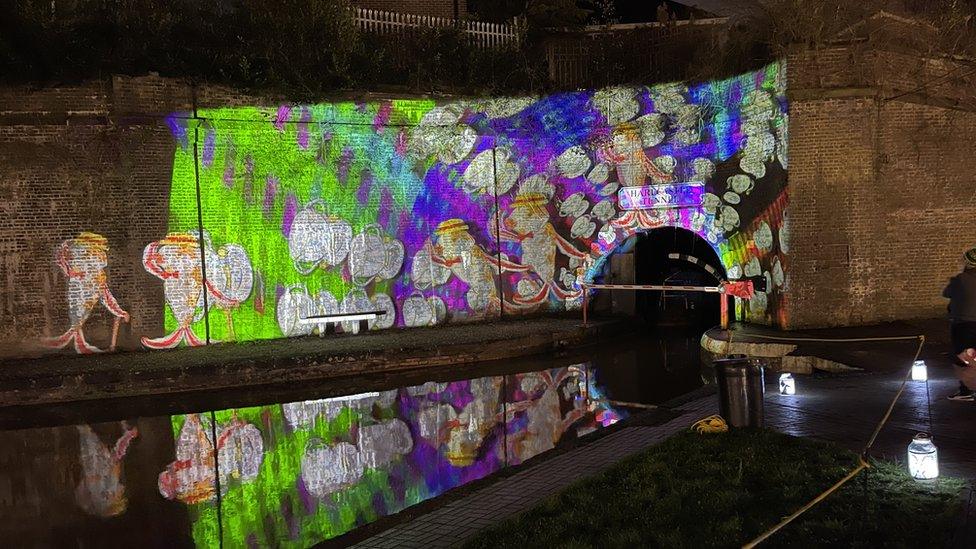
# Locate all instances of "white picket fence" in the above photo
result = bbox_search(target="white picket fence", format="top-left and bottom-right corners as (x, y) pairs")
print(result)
(354, 8), (521, 49)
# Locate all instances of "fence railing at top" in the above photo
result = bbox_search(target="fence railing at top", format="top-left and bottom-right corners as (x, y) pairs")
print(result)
(353, 8), (522, 49)
(546, 18), (728, 88)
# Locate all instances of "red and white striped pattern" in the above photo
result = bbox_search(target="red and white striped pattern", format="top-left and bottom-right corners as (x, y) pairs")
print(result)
(582, 283), (724, 293)
(667, 253), (723, 282)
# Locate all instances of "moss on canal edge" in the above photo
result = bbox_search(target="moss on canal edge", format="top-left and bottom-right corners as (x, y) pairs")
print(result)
(463, 430), (965, 548)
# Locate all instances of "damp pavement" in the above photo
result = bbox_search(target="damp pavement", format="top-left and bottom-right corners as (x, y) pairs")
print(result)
(348, 318), (976, 548)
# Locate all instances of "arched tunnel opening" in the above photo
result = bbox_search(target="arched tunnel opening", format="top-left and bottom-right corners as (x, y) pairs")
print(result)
(585, 227), (726, 404)
(633, 227), (726, 333)
(590, 226), (728, 332)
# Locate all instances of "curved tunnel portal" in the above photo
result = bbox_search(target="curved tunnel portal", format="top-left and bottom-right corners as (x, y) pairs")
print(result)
(595, 227), (728, 334)
(585, 227), (727, 406)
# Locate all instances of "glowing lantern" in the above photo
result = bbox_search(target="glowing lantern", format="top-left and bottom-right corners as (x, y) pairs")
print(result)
(911, 360), (927, 382)
(778, 373), (795, 395)
(907, 433), (939, 480)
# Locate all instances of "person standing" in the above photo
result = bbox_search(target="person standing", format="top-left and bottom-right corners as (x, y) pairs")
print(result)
(943, 247), (976, 401)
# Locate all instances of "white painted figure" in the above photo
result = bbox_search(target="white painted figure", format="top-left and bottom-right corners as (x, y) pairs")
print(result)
(44, 233), (129, 354)
(497, 176), (587, 308)
(142, 231), (252, 348)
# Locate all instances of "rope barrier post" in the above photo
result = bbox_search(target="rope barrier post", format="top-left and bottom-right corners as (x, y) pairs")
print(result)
(582, 284), (588, 327)
(720, 290), (729, 330)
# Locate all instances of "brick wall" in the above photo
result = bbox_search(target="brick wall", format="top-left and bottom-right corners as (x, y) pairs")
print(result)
(0, 76), (269, 358)
(1, 69), (787, 359)
(2, 46), (974, 357)
(353, 0), (467, 18)
(784, 47), (976, 328)
(871, 101), (976, 320)
(784, 96), (876, 327)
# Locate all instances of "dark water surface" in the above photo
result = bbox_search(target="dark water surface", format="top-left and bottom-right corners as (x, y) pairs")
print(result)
(0, 331), (702, 548)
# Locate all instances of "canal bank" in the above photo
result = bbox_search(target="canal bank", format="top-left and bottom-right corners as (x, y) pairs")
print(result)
(0, 318), (705, 547)
(700, 318), (955, 374)
(0, 316), (630, 409)
(1, 316), (973, 547)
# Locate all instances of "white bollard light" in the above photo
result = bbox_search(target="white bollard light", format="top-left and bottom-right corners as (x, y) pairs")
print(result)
(907, 433), (939, 480)
(778, 373), (795, 395)
(911, 360), (927, 381)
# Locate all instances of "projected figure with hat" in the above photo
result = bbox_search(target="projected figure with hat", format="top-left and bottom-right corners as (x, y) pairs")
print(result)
(428, 218), (530, 316)
(496, 175), (587, 307)
(44, 232), (129, 354)
(141, 231), (253, 349)
(142, 233), (207, 348)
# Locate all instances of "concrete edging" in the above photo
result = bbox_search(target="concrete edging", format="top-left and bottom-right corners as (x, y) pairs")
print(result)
(700, 329), (861, 374)
(0, 318), (627, 408)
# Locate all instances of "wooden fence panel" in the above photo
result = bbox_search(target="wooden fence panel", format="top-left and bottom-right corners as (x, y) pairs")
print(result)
(354, 8), (519, 49)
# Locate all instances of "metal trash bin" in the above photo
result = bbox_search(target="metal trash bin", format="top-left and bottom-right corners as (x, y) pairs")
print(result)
(714, 356), (765, 429)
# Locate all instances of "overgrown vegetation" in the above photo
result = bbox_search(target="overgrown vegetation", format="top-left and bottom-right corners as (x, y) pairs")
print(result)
(1, 0), (359, 94)
(464, 430), (965, 548)
(0, 0), (549, 96)
(0, 0), (974, 97)
(738, 0), (976, 58)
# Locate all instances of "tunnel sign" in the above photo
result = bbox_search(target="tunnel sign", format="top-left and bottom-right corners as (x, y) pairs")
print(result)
(617, 182), (704, 210)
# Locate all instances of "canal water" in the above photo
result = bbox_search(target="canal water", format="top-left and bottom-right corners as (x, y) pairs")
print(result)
(0, 331), (703, 548)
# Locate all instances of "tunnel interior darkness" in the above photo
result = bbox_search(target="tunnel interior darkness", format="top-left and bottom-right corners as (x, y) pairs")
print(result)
(632, 227), (727, 331)
(585, 227), (726, 407)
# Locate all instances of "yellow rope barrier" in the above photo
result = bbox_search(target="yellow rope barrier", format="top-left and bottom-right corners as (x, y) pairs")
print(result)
(692, 415), (729, 434)
(742, 458), (871, 549)
(862, 336), (926, 453)
(739, 334), (926, 548)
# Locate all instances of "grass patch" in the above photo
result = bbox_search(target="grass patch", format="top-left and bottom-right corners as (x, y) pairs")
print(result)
(464, 430), (965, 548)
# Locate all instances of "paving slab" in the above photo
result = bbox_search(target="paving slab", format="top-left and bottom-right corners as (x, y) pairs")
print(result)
(348, 396), (718, 548)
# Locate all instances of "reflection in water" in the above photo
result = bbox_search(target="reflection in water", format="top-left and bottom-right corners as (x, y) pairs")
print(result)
(158, 414), (214, 505)
(75, 422), (138, 517)
(507, 368), (589, 464)
(301, 418), (413, 500)
(0, 417), (191, 548)
(158, 414), (265, 505)
(0, 336), (703, 547)
(165, 366), (626, 547)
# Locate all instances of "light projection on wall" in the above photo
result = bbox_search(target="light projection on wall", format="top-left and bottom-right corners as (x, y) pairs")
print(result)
(164, 62), (787, 346)
(6, 365), (620, 545)
(163, 365), (622, 547)
(43, 63), (788, 353)
(44, 232), (130, 353)
(142, 231), (254, 348)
